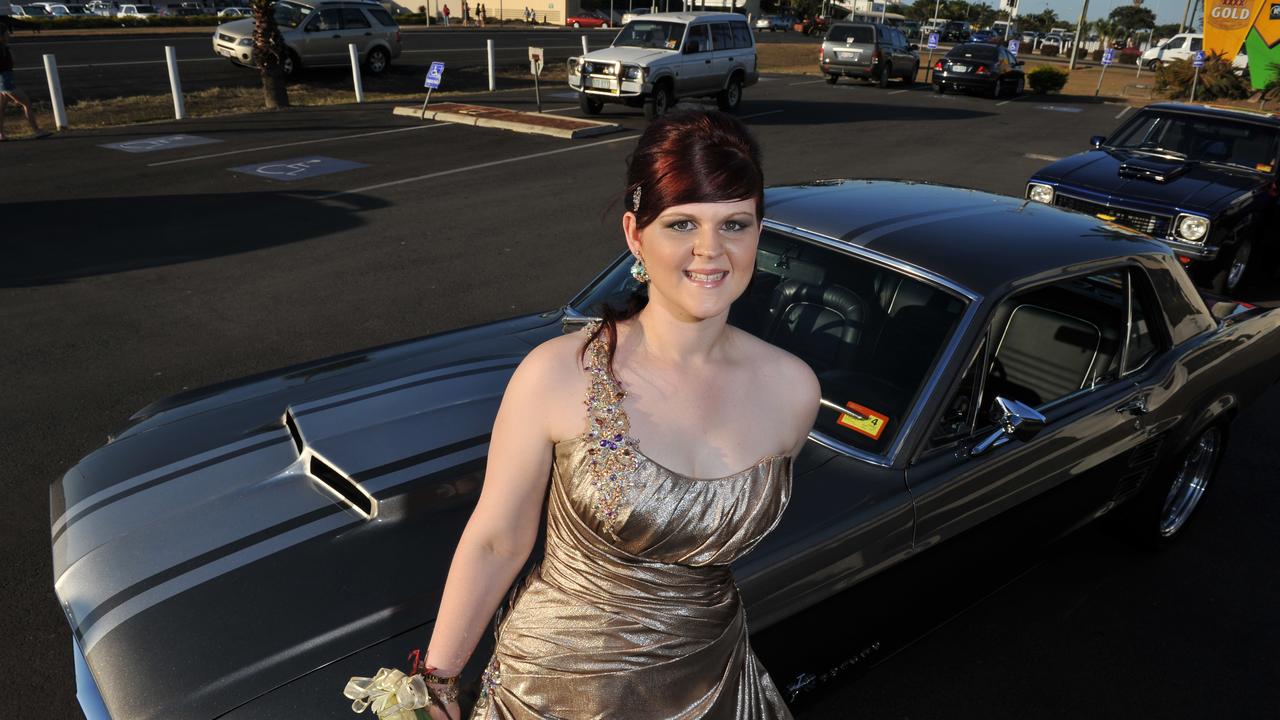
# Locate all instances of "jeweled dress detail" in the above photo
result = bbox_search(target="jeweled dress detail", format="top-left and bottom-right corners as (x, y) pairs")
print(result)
(470, 322), (795, 720)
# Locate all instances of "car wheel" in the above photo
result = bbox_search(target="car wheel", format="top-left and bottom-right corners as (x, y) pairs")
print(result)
(990, 78), (1003, 99)
(280, 49), (299, 77)
(717, 75), (743, 112)
(877, 62), (891, 88)
(1111, 424), (1226, 548)
(579, 92), (604, 115)
(934, 82), (945, 94)
(824, 73), (838, 84)
(1014, 76), (1025, 95)
(603, 23), (609, 28)
(365, 46), (390, 75)
(903, 61), (918, 85)
(643, 82), (673, 121)
(1211, 237), (1253, 294)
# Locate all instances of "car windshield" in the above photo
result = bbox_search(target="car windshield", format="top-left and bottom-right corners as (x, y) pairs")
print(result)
(1109, 110), (1280, 172)
(613, 20), (685, 49)
(571, 229), (967, 456)
(273, 0), (312, 28)
(827, 25), (873, 43)
(135, 4), (157, 11)
(948, 43), (998, 60)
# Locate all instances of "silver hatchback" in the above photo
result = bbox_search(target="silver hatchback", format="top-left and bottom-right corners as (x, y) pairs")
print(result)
(212, 0), (402, 76)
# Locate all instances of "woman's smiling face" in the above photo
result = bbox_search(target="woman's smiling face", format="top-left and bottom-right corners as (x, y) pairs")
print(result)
(623, 198), (760, 322)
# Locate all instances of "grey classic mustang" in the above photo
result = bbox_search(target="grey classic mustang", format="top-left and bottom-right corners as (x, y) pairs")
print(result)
(51, 181), (1280, 719)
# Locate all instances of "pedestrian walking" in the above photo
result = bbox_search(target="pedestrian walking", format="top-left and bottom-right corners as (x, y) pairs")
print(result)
(523, 5), (530, 23)
(461, 0), (469, 25)
(478, 2), (485, 27)
(442, 2), (450, 25)
(0, 20), (51, 141)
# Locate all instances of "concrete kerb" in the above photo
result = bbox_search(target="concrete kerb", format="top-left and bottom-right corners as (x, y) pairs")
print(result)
(393, 103), (619, 139)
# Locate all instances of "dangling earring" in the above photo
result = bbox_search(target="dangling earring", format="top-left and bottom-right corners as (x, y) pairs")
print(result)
(630, 256), (650, 283)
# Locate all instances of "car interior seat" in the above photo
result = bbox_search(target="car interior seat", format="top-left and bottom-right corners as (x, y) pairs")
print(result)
(763, 279), (867, 374)
(989, 304), (1102, 408)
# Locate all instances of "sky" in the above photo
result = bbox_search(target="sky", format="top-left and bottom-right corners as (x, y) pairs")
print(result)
(1017, 0), (1195, 27)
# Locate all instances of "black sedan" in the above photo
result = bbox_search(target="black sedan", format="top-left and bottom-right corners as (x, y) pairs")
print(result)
(50, 181), (1280, 719)
(932, 42), (1025, 98)
(1027, 102), (1280, 294)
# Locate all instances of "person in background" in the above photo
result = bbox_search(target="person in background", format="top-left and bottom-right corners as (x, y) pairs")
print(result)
(442, 2), (449, 25)
(0, 21), (51, 141)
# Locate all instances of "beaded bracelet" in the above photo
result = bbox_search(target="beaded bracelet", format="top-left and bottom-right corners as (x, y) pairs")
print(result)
(416, 663), (461, 705)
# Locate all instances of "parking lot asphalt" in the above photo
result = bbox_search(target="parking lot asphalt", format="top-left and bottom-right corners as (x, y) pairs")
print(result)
(4, 77), (1279, 717)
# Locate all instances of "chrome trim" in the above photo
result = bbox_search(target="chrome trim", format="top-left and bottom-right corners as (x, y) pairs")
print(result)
(1172, 212), (1211, 243)
(1055, 191), (1174, 235)
(73, 639), (112, 720)
(995, 303), (1102, 392)
(760, 220), (983, 468)
(1162, 238), (1218, 260)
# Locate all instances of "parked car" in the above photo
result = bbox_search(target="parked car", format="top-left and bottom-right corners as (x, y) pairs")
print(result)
(754, 14), (790, 32)
(941, 20), (970, 42)
(619, 7), (648, 24)
(1027, 103), (1280, 294)
(29, 2), (90, 15)
(10, 3), (51, 15)
(932, 41), (1024, 97)
(50, 179), (1280, 720)
(212, 0), (402, 76)
(565, 12), (608, 28)
(921, 16), (948, 38)
(217, 6), (252, 17)
(968, 28), (1001, 44)
(117, 3), (159, 18)
(172, 5), (207, 15)
(568, 11), (757, 119)
(820, 21), (919, 87)
(1140, 32), (1248, 72)
(1019, 29), (1042, 46)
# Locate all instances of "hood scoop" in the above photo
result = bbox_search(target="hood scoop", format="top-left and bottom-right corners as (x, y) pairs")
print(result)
(284, 408), (377, 519)
(1117, 156), (1191, 183)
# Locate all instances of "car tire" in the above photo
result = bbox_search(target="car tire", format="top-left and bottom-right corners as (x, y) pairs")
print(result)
(643, 81), (673, 121)
(1210, 237), (1253, 294)
(990, 78), (1003, 99)
(877, 62), (891, 88)
(603, 23), (609, 28)
(934, 82), (945, 94)
(365, 46), (390, 75)
(1109, 423), (1227, 548)
(903, 61), (918, 85)
(1014, 76), (1025, 95)
(825, 73), (838, 84)
(280, 49), (300, 77)
(717, 75), (743, 112)
(579, 92), (603, 115)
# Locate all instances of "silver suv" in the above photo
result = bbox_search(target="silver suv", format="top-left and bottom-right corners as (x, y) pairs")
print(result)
(567, 12), (758, 120)
(212, 0), (402, 76)
(820, 22), (918, 87)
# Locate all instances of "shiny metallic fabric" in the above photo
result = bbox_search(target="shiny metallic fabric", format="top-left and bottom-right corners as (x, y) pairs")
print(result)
(471, 328), (794, 719)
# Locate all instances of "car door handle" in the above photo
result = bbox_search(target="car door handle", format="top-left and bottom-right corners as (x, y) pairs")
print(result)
(705, 59), (712, 64)
(1116, 396), (1148, 415)
(364, 32), (372, 36)
(331, 34), (341, 38)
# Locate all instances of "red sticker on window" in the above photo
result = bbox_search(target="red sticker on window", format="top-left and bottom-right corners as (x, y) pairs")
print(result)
(837, 401), (889, 440)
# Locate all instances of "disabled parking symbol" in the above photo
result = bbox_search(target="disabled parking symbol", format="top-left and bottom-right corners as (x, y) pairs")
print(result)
(101, 135), (222, 153)
(229, 156), (368, 182)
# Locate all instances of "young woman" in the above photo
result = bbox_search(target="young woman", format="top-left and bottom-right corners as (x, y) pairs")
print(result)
(0, 21), (51, 141)
(421, 110), (821, 719)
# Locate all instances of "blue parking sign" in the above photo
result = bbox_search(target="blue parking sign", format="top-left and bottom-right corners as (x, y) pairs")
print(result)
(1102, 47), (1115, 65)
(1192, 50), (1205, 67)
(1008, 39), (1020, 56)
(927, 33), (938, 49)
(425, 61), (445, 89)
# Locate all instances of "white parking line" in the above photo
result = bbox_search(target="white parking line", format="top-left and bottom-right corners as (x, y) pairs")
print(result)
(16, 57), (224, 71)
(1115, 106), (1132, 120)
(888, 89), (910, 95)
(145, 124), (449, 167)
(402, 44), (584, 55)
(1023, 153), (1061, 162)
(788, 79), (826, 86)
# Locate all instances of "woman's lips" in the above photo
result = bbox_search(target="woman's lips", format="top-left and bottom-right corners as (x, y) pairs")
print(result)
(684, 269), (728, 288)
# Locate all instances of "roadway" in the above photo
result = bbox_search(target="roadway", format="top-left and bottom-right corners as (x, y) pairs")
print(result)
(3, 77), (1277, 718)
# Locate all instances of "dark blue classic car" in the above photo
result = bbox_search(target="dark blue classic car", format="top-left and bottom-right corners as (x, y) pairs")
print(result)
(51, 181), (1280, 719)
(1027, 103), (1280, 294)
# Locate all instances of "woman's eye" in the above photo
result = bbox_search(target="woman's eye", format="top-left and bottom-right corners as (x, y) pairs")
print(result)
(723, 220), (746, 232)
(669, 220), (696, 231)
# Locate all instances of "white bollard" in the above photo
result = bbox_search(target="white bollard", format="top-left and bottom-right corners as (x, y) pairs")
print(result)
(42, 54), (69, 130)
(581, 34), (589, 55)
(348, 43), (366, 103)
(164, 45), (186, 120)
(487, 39), (496, 91)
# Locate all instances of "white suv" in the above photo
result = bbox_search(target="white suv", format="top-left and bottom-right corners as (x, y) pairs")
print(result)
(212, 0), (402, 76)
(1141, 32), (1248, 72)
(567, 11), (758, 120)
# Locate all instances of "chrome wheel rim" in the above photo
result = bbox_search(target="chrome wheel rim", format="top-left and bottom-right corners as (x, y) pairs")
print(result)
(369, 52), (387, 73)
(656, 89), (669, 114)
(1159, 427), (1220, 537)
(1227, 241), (1251, 291)
(728, 82), (740, 106)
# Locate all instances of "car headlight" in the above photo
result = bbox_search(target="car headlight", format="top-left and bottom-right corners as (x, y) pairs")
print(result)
(1026, 183), (1055, 204)
(238, 37), (253, 46)
(1174, 214), (1210, 243)
(568, 57), (580, 72)
(623, 65), (644, 81)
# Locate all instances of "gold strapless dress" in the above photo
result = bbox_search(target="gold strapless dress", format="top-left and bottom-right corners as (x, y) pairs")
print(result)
(470, 325), (795, 720)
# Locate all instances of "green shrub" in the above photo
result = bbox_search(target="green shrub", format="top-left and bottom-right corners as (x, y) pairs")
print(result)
(1155, 52), (1250, 101)
(1027, 65), (1068, 93)
(26, 15), (221, 29)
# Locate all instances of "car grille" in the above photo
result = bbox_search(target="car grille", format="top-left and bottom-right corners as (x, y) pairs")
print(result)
(1054, 194), (1170, 237)
(218, 33), (237, 44)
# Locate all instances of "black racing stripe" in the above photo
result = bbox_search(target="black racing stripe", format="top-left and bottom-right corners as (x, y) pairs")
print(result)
(52, 435), (290, 545)
(354, 433), (491, 482)
(295, 358), (522, 417)
(839, 206), (974, 244)
(76, 504), (346, 639)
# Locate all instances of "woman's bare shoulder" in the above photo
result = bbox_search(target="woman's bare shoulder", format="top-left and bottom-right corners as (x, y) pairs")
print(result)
(728, 327), (821, 446)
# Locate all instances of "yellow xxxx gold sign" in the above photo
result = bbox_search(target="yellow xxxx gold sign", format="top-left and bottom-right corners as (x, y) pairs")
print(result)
(1204, 0), (1266, 55)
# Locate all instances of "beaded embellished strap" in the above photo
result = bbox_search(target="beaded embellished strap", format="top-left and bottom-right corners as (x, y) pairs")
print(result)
(581, 320), (641, 538)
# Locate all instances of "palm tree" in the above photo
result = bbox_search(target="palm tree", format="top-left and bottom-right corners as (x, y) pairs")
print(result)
(252, 0), (290, 109)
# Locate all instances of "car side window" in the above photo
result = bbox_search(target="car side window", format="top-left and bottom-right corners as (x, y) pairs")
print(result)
(931, 338), (986, 448)
(313, 8), (341, 30)
(1190, 37), (1203, 51)
(1166, 36), (1185, 49)
(685, 24), (710, 53)
(731, 22), (753, 49)
(1124, 269), (1164, 374)
(711, 22), (733, 51)
(985, 270), (1127, 413)
(341, 8), (371, 29)
(367, 7), (395, 26)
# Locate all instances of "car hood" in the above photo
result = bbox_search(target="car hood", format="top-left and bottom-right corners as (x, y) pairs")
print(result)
(216, 17), (254, 35)
(586, 45), (676, 64)
(50, 312), (561, 720)
(1036, 148), (1265, 213)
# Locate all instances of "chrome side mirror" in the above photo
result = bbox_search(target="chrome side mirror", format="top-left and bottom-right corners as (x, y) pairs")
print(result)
(1090, 135), (1106, 148)
(969, 397), (1046, 457)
